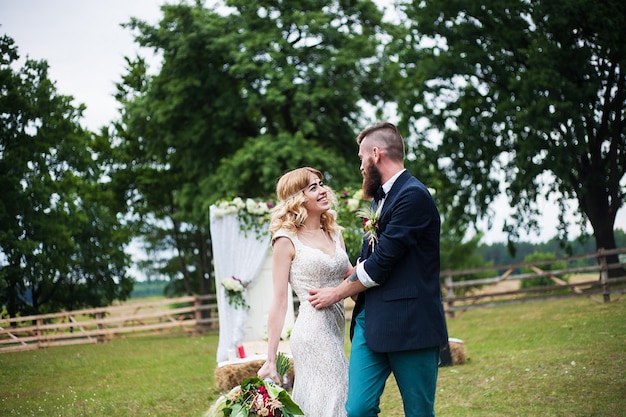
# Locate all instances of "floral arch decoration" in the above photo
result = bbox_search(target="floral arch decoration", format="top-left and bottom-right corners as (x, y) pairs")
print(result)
(209, 197), (275, 363)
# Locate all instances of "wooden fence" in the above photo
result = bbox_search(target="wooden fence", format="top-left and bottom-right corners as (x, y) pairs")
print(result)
(0, 295), (217, 354)
(441, 247), (626, 317)
(2, 248), (625, 353)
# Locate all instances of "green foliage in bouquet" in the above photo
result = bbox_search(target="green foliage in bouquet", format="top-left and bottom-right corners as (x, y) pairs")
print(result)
(276, 352), (290, 381)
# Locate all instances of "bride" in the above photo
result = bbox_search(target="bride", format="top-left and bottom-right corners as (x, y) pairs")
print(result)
(257, 167), (350, 417)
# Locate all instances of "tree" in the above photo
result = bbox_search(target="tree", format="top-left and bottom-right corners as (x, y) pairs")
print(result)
(388, 0), (626, 274)
(0, 35), (133, 316)
(112, 0), (388, 294)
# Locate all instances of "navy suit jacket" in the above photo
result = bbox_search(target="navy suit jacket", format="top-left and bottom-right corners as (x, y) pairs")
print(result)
(352, 170), (448, 353)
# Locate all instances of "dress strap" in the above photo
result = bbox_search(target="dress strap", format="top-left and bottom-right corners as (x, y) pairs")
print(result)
(272, 228), (296, 246)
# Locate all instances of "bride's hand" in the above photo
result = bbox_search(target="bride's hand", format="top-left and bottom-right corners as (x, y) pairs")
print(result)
(257, 361), (280, 385)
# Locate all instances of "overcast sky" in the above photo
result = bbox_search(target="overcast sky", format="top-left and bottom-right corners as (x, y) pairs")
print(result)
(1, 0), (624, 245)
(1, 0), (166, 130)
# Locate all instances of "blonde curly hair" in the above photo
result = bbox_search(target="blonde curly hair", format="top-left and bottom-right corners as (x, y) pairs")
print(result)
(269, 167), (341, 242)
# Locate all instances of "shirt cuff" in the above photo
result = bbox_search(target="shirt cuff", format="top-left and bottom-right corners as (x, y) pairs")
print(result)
(357, 260), (379, 288)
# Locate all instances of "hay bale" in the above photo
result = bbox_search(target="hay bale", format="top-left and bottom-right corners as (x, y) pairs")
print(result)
(215, 359), (264, 391)
(214, 358), (295, 392)
(448, 338), (467, 365)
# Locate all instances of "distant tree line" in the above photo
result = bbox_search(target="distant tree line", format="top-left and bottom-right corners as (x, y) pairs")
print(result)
(129, 279), (169, 299)
(476, 229), (626, 269)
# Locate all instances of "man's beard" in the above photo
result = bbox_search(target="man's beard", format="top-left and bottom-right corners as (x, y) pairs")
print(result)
(362, 162), (382, 200)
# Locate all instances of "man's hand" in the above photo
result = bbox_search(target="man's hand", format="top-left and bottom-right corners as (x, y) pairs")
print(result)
(310, 267), (367, 309)
(308, 287), (340, 310)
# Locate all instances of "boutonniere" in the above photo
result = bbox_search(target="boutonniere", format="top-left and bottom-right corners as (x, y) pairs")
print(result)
(357, 205), (382, 250)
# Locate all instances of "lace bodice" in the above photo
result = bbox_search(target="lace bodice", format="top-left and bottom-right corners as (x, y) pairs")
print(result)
(274, 229), (348, 301)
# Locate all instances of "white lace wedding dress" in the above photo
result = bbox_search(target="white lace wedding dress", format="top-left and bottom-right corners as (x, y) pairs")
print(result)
(274, 229), (349, 417)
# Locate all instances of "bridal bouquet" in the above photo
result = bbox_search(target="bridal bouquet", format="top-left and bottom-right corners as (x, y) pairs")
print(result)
(205, 353), (303, 417)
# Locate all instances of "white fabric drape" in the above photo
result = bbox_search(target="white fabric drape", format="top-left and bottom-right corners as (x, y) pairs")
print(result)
(209, 206), (271, 362)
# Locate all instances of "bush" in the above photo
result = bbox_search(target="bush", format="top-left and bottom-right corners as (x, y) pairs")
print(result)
(520, 251), (568, 289)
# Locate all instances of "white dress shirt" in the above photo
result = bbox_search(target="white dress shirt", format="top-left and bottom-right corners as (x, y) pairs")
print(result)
(355, 169), (406, 288)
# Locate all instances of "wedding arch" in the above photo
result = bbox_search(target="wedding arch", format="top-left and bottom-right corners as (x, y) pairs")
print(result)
(209, 198), (295, 363)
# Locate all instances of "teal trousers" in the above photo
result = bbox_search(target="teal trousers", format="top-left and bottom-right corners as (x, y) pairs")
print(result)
(346, 310), (439, 417)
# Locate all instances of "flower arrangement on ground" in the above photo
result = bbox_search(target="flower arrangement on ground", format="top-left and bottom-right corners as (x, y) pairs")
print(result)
(261, 326), (292, 342)
(205, 353), (303, 417)
(222, 276), (249, 310)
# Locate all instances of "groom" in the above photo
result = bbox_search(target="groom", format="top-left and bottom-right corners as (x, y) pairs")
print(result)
(309, 122), (448, 417)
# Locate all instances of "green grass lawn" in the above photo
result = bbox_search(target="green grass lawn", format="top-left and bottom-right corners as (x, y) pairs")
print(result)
(1, 296), (624, 416)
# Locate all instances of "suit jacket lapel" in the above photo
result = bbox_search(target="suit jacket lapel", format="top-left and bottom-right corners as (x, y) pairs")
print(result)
(360, 171), (411, 259)
(378, 170), (411, 222)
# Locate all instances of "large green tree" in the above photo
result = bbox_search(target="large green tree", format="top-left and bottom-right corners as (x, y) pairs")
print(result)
(0, 36), (133, 316)
(112, 0), (388, 294)
(388, 0), (625, 273)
